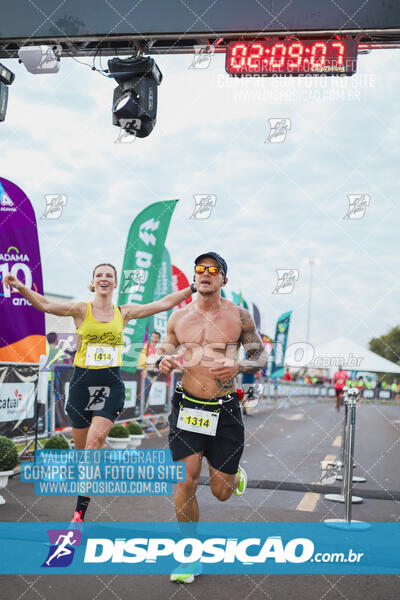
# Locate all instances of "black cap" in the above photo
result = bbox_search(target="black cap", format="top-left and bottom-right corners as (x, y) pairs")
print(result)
(194, 252), (228, 277)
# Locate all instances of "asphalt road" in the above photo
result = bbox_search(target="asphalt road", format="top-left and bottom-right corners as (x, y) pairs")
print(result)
(1, 399), (399, 599)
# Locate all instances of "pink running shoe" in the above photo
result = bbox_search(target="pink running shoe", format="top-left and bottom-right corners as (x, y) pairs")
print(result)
(71, 510), (84, 524)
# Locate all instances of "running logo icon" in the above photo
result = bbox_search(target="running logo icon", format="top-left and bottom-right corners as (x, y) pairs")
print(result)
(42, 195), (68, 219)
(242, 383), (264, 407)
(42, 529), (82, 568)
(121, 269), (147, 293)
(319, 461), (338, 485)
(265, 119), (291, 143)
(190, 195), (217, 219)
(343, 194), (370, 219)
(36, 45), (61, 73)
(86, 386), (110, 411)
(115, 119), (142, 143)
(272, 270), (299, 294)
(188, 45), (215, 69)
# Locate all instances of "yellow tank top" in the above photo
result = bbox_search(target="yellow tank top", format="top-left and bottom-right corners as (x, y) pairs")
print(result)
(73, 302), (124, 369)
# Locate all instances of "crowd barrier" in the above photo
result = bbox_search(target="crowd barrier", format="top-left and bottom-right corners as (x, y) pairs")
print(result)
(0, 362), (46, 442)
(259, 381), (399, 403)
(0, 363), (397, 446)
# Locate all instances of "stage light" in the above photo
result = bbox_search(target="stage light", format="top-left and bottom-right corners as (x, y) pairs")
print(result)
(0, 63), (14, 122)
(108, 55), (163, 138)
(0, 83), (8, 122)
(18, 45), (61, 74)
(0, 63), (15, 86)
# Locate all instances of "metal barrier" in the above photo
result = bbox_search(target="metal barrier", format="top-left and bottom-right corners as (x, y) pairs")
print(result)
(244, 379), (335, 412)
(0, 361), (46, 454)
(325, 389), (369, 529)
(324, 388), (363, 505)
(327, 387), (366, 484)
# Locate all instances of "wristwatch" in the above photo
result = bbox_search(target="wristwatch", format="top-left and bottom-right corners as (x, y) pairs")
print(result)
(190, 283), (197, 293)
(155, 356), (164, 369)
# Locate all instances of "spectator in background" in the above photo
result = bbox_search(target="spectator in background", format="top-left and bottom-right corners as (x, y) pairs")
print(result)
(354, 376), (364, 405)
(137, 331), (161, 369)
(46, 332), (60, 366)
(355, 376), (364, 391)
(390, 380), (399, 400)
(282, 369), (292, 382)
(333, 365), (348, 412)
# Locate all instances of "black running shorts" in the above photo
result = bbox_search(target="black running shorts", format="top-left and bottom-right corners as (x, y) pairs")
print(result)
(65, 366), (125, 429)
(168, 385), (244, 474)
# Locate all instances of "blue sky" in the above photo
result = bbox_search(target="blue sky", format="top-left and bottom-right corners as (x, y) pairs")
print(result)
(0, 48), (399, 350)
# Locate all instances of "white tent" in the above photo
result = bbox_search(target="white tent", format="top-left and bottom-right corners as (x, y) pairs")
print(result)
(307, 336), (400, 374)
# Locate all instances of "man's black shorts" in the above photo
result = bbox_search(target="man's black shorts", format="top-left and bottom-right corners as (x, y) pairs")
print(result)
(66, 366), (125, 428)
(168, 385), (244, 474)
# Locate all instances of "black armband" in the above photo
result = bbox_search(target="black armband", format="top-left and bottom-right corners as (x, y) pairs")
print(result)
(190, 283), (197, 293)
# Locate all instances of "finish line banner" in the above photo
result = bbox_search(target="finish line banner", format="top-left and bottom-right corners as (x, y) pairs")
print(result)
(0, 523), (398, 574)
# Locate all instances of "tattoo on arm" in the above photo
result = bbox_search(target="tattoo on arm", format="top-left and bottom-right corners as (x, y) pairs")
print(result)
(238, 308), (269, 374)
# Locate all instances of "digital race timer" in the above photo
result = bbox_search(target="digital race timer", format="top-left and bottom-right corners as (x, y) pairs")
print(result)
(225, 39), (358, 76)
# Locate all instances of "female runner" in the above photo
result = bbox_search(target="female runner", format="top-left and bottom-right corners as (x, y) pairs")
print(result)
(4, 262), (196, 521)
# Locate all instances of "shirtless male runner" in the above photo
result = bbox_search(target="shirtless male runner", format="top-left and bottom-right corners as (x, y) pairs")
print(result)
(156, 252), (269, 583)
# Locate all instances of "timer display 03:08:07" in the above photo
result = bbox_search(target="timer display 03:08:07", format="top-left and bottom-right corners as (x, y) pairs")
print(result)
(225, 39), (358, 76)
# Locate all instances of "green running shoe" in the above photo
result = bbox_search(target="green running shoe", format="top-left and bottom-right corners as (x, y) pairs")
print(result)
(233, 465), (247, 496)
(170, 560), (202, 583)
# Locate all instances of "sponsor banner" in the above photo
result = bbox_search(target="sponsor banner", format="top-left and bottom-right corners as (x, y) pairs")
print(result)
(0, 364), (45, 437)
(147, 380), (167, 407)
(147, 246), (172, 342)
(117, 200), (178, 372)
(261, 333), (273, 355)
(0, 522), (398, 574)
(0, 177), (46, 362)
(123, 381), (138, 408)
(0, 382), (35, 422)
(231, 291), (249, 309)
(171, 264), (192, 311)
(252, 302), (261, 331)
(269, 311), (292, 378)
